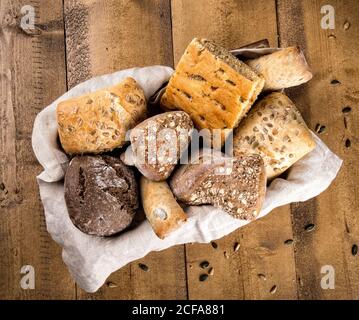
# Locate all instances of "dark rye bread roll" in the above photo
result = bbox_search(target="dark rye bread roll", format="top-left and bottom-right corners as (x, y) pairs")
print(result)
(170, 150), (266, 220)
(64, 155), (138, 236)
(124, 111), (194, 181)
(233, 92), (316, 180)
(161, 38), (264, 145)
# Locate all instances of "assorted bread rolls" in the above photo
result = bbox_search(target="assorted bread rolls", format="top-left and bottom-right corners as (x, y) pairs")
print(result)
(56, 38), (316, 239)
(57, 77), (146, 154)
(233, 92), (316, 179)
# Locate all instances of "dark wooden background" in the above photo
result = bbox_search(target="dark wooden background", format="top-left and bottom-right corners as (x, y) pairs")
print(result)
(0, 0), (358, 299)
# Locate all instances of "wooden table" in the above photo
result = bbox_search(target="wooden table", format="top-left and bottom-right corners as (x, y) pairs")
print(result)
(0, 0), (358, 300)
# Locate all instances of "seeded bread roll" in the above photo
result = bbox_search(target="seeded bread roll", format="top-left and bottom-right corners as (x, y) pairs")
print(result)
(170, 150), (266, 220)
(57, 77), (147, 154)
(160, 38), (265, 144)
(64, 155), (138, 236)
(246, 47), (312, 91)
(233, 92), (316, 179)
(140, 177), (187, 239)
(124, 111), (193, 181)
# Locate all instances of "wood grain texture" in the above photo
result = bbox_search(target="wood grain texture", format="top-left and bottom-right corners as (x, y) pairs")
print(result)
(64, 0), (173, 88)
(63, 0), (187, 299)
(0, 0), (75, 299)
(277, 0), (359, 299)
(170, 0), (298, 300)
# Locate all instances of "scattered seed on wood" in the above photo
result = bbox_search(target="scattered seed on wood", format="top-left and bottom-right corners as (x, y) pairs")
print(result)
(199, 274), (208, 282)
(106, 281), (117, 288)
(284, 239), (294, 245)
(345, 139), (351, 148)
(200, 261), (210, 269)
(342, 106), (351, 113)
(189, 264), (193, 269)
(258, 274), (266, 281)
(315, 124), (326, 134)
(344, 21), (351, 30)
(208, 267), (214, 276)
(224, 251), (229, 259)
(352, 244), (358, 256)
(234, 242), (240, 252)
(298, 277), (304, 286)
(305, 223), (315, 232)
(328, 34), (336, 39)
(0, 182), (5, 190)
(211, 241), (218, 249)
(138, 263), (149, 272)
(270, 285), (277, 294)
(331, 79), (341, 85)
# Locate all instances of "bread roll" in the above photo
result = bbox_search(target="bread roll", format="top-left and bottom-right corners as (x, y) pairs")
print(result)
(140, 177), (187, 239)
(127, 111), (193, 181)
(57, 77), (146, 154)
(170, 150), (266, 220)
(246, 47), (312, 91)
(233, 92), (316, 179)
(160, 38), (265, 143)
(64, 155), (138, 236)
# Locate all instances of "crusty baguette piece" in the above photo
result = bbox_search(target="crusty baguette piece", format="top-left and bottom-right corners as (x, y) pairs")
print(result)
(127, 111), (193, 181)
(170, 150), (266, 220)
(246, 47), (312, 91)
(57, 77), (147, 154)
(140, 177), (187, 239)
(160, 38), (265, 142)
(233, 92), (316, 179)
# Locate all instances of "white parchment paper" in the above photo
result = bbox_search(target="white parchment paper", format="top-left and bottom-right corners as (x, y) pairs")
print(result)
(32, 65), (342, 293)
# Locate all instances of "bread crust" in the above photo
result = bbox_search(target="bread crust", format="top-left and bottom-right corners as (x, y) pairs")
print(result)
(170, 150), (266, 220)
(130, 111), (193, 181)
(64, 155), (138, 236)
(246, 47), (313, 91)
(57, 77), (147, 154)
(160, 38), (264, 136)
(233, 92), (316, 179)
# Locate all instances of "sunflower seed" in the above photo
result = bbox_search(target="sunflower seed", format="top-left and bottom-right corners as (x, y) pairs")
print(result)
(106, 281), (117, 288)
(344, 21), (350, 30)
(234, 242), (240, 252)
(258, 274), (266, 281)
(352, 244), (358, 256)
(342, 106), (351, 114)
(208, 267), (214, 276)
(200, 261), (210, 269)
(270, 285), (277, 294)
(199, 274), (208, 282)
(138, 263), (149, 272)
(305, 223), (315, 232)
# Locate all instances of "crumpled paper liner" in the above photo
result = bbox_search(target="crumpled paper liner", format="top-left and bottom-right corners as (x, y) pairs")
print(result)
(32, 52), (342, 293)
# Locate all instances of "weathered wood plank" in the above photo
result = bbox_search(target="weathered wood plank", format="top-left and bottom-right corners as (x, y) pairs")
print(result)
(277, 0), (359, 299)
(170, 0), (298, 299)
(0, 0), (76, 299)
(63, 0), (187, 299)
